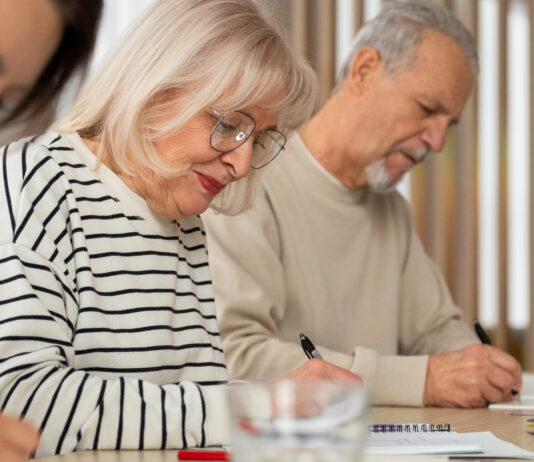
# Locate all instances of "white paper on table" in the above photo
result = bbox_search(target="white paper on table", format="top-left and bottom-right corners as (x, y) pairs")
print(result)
(489, 394), (534, 411)
(366, 431), (481, 455)
(452, 431), (534, 459)
(362, 455), (447, 462)
(366, 430), (534, 459)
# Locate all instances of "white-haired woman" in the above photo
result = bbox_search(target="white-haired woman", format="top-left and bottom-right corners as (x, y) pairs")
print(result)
(0, 0), (361, 457)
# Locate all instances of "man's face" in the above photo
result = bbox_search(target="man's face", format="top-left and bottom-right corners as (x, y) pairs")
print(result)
(358, 30), (474, 192)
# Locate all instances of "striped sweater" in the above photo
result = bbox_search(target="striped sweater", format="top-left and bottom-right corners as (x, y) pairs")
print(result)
(0, 132), (230, 456)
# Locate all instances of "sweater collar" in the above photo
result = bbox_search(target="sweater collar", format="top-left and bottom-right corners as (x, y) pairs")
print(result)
(280, 132), (366, 204)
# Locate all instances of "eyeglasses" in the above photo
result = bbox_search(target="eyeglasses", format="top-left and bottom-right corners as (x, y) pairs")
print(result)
(210, 109), (286, 169)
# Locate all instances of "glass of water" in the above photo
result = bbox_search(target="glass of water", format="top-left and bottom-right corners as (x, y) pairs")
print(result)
(227, 381), (368, 462)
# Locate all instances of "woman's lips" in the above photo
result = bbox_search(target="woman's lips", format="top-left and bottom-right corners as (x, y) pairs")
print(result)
(195, 172), (225, 196)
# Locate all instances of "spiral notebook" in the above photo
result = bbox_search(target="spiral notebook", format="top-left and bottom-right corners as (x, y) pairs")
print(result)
(367, 423), (481, 455)
(366, 423), (534, 458)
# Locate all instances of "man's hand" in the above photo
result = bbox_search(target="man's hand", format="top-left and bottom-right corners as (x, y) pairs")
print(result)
(282, 358), (363, 385)
(423, 344), (522, 408)
(0, 414), (39, 461)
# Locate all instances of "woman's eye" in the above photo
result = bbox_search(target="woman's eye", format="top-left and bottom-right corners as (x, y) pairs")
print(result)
(221, 122), (237, 131)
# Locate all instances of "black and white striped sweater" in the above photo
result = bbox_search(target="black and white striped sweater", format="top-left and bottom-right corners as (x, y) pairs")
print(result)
(0, 132), (229, 456)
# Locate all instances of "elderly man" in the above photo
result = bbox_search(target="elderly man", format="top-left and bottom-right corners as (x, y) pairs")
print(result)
(203, 0), (522, 407)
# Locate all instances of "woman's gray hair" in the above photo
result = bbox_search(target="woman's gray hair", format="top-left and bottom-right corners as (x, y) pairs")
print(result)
(56, 0), (319, 215)
(335, 0), (479, 92)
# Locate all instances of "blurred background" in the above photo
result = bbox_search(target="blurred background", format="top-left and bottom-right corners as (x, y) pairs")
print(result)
(38, 0), (534, 368)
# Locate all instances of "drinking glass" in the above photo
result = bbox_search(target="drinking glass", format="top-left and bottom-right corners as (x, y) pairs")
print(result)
(227, 381), (368, 462)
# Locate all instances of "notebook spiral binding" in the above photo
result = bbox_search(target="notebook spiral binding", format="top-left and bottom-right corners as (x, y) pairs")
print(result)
(370, 423), (451, 433)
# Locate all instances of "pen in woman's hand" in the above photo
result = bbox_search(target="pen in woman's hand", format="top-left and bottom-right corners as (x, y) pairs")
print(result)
(300, 333), (323, 360)
(473, 318), (520, 400)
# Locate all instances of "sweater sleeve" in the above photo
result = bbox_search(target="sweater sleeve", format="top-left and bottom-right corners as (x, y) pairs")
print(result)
(0, 243), (230, 457)
(395, 195), (479, 355)
(203, 190), (475, 408)
(375, 196), (479, 405)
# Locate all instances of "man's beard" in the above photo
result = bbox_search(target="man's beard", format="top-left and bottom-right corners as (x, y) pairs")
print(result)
(364, 148), (431, 193)
(364, 158), (395, 193)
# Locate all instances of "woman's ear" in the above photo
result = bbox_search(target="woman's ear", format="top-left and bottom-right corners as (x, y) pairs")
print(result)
(346, 47), (382, 95)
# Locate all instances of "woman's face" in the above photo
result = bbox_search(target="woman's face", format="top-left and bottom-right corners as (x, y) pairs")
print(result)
(0, 0), (63, 108)
(124, 99), (282, 220)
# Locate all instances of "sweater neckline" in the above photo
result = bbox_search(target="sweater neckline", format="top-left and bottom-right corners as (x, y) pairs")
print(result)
(287, 133), (365, 204)
(60, 131), (176, 227)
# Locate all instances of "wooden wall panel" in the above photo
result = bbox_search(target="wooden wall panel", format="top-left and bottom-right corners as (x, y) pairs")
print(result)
(315, 0), (337, 102)
(450, 0), (478, 323)
(526, 0), (534, 369)
(495, 0), (509, 350)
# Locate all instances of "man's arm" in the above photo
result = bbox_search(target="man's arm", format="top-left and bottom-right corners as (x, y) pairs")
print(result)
(204, 191), (429, 406)
(394, 195), (522, 407)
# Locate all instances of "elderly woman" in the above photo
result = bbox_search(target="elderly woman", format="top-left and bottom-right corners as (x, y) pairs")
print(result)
(0, 0), (360, 457)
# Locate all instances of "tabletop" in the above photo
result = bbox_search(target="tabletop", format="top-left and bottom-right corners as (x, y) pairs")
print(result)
(37, 405), (534, 461)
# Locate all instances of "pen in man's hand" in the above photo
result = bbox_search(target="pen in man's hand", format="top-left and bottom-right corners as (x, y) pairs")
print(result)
(473, 318), (520, 400)
(300, 332), (323, 360)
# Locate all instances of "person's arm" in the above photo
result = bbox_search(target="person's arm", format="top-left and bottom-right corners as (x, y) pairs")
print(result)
(204, 190), (430, 406)
(394, 196), (521, 407)
(0, 243), (229, 456)
(0, 414), (39, 461)
(0, 138), (231, 456)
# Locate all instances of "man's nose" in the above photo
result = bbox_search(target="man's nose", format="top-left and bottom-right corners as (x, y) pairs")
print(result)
(220, 138), (252, 179)
(422, 119), (449, 153)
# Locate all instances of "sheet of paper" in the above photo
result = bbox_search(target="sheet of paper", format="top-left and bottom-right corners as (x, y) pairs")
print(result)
(362, 455), (447, 462)
(452, 431), (534, 459)
(489, 395), (534, 410)
(366, 431), (481, 455)
(366, 430), (534, 459)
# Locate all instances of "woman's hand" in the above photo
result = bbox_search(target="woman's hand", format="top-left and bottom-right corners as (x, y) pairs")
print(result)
(269, 360), (363, 419)
(0, 414), (39, 461)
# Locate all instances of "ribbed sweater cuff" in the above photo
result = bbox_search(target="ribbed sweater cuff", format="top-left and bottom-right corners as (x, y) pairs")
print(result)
(372, 355), (429, 407)
(203, 385), (231, 446)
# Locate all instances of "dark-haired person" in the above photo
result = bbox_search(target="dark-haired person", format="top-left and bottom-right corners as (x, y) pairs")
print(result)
(0, 0), (361, 457)
(0, 0), (102, 142)
(0, 0), (102, 459)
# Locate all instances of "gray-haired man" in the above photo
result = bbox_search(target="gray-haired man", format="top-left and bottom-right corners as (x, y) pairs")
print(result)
(203, 0), (522, 407)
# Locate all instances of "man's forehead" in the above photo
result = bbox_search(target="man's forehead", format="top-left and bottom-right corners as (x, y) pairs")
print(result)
(399, 31), (473, 104)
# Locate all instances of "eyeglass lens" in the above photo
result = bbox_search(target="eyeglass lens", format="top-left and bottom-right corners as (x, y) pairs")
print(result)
(210, 111), (286, 168)
(251, 131), (286, 168)
(210, 112), (255, 153)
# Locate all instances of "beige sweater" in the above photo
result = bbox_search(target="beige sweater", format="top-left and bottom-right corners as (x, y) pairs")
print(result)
(203, 133), (477, 406)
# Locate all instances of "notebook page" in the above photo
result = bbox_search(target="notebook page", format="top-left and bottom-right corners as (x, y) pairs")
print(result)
(366, 430), (534, 458)
(366, 430), (481, 455)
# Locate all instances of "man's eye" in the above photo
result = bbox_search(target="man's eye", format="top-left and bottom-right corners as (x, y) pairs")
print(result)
(419, 102), (434, 115)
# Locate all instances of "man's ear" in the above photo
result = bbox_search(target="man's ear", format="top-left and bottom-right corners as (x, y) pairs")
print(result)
(346, 47), (382, 95)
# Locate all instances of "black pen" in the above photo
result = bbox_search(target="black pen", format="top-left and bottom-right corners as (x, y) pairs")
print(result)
(299, 333), (323, 360)
(473, 318), (520, 399)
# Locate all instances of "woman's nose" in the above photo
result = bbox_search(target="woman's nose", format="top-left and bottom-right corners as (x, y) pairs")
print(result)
(220, 138), (253, 179)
